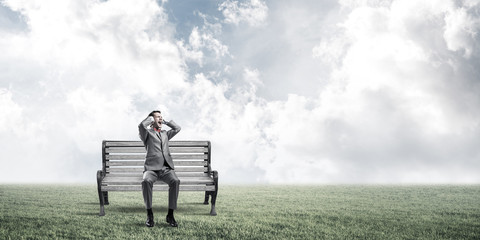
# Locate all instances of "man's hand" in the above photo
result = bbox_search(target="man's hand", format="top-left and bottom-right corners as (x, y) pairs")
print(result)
(147, 116), (154, 127)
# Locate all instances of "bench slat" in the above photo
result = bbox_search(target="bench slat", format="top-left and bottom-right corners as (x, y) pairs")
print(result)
(172, 154), (207, 159)
(105, 141), (144, 147)
(103, 176), (213, 181)
(105, 141), (210, 147)
(106, 154), (208, 160)
(103, 177), (214, 185)
(107, 160), (207, 167)
(171, 147), (208, 153)
(106, 154), (207, 160)
(105, 147), (146, 153)
(102, 185), (215, 191)
(102, 181), (213, 185)
(103, 181), (213, 185)
(105, 147), (207, 154)
(107, 167), (208, 173)
(106, 153), (206, 160)
(107, 161), (142, 166)
(106, 155), (144, 160)
(106, 148), (208, 157)
(105, 172), (210, 177)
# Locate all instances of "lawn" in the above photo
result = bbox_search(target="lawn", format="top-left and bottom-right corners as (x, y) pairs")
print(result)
(0, 184), (479, 239)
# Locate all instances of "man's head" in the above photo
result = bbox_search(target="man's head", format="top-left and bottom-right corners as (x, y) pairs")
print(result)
(149, 110), (163, 129)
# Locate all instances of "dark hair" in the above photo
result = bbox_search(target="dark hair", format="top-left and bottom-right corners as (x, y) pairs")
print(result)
(148, 110), (161, 117)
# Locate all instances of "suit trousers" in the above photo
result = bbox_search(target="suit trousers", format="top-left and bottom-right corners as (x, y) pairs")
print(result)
(142, 168), (180, 210)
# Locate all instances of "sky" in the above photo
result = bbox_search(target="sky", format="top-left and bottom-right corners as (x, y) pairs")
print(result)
(1, 0), (479, 184)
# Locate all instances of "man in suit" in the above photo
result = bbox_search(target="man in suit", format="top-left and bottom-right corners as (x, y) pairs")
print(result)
(138, 110), (181, 227)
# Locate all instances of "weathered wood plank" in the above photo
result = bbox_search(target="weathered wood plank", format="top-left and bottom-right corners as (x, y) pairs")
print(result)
(103, 178), (214, 185)
(107, 167), (208, 173)
(106, 152), (207, 160)
(106, 155), (145, 160)
(106, 167), (143, 172)
(104, 175), (213, 181)
(102, 181), (213, 185)
(104, 141), (144, 147)
(105, 147), (207, 154)
(107, 161), (143, 166)
(105, 172), (209, 177)
(169, 141), (210, 147)
(170, 147), (208, 153)
(172, 154), (207, 160)
(102, 185), (215, 191)
(103, 181), (213, 185)
(105, 141), (210, 147)
(107, 160), (207, 167)
(105, 147), (145, 153)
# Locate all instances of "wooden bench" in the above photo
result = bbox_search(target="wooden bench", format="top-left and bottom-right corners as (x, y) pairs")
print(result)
(96, 140), (218, 216)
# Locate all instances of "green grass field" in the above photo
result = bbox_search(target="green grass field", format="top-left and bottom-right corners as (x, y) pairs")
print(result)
(0, 184), (479, 239)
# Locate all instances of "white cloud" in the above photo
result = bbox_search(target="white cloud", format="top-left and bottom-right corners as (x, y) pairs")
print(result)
(196, 0), (480, 183)
(0, 88), (23, 133)
(189, 25), (229, 59)
(219, 0), (268, 27)
(305, 0), (480, 183)
(177, 12), (230, 67)
(1, 0), (479, 184)
(0, 0), (186, 182)
(443, 4), (480, 58)
(312, 35), (349, 67)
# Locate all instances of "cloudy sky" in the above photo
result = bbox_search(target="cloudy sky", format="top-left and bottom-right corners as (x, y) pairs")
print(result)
(1, 0), (479, 184)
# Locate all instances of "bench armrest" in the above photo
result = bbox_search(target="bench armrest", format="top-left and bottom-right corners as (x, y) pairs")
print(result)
(209, 170), (218, 181)
(97, 170), (105, 183)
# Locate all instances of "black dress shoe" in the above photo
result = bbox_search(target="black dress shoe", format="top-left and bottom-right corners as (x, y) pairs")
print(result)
(166, 215), (178, 227)
(146, 214), (154, 227)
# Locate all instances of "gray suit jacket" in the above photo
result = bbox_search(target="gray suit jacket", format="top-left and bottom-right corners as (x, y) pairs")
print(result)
(138, 116), (181, 171)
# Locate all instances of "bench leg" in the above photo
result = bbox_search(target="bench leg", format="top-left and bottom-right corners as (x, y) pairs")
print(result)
(103, 191), (109, 205)
(97, 170), (106, 216)
(203, 192), (210, 205)
(210, 171), (218, 216)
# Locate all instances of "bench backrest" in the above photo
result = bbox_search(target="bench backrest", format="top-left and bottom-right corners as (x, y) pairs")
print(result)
(102, 140), (212, 177)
